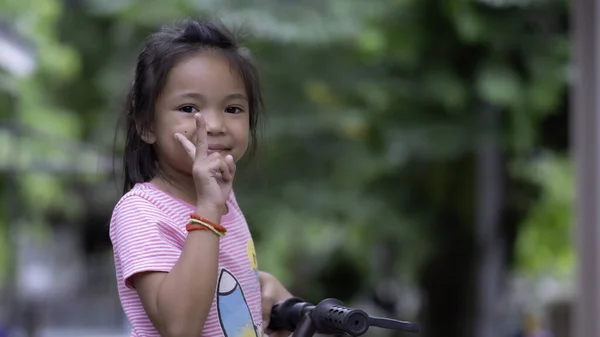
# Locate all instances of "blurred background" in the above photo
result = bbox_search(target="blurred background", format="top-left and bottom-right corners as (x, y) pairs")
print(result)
(0, 0), (579, 336)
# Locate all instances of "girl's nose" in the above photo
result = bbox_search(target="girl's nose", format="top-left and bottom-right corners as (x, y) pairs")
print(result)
(202, 109), (226, 135)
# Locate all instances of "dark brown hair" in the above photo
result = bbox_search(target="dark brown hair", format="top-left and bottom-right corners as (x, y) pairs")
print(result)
(119, 18), (264, 195)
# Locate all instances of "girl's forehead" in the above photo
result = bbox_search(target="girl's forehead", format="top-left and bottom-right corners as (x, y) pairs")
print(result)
(163, 52), (245, 97)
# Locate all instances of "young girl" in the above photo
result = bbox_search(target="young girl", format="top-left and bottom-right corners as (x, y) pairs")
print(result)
(109, 18), (293, 337)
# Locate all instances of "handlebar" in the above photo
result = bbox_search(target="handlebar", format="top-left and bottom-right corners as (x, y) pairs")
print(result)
(267, 297), (420, 337)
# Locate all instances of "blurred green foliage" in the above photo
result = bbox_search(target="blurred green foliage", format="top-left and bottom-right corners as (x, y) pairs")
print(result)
(0, 0), (571, 336)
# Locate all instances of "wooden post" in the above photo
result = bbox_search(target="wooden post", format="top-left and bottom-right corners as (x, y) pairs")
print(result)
(572, 0), (600, 337)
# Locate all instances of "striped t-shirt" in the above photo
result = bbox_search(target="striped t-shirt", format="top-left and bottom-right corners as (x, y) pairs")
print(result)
(109, 182), (263, 337)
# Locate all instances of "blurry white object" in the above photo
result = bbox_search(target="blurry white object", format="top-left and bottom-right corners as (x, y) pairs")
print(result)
(0, 24), (35, 78)
(14, 223), (84, 301)
(18, 262), (53, 299)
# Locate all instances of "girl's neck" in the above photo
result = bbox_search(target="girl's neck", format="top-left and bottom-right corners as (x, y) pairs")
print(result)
(151, 164), (197, 207)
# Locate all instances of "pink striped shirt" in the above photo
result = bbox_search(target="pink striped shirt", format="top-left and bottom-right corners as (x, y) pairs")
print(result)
(109, 182), (263, 337)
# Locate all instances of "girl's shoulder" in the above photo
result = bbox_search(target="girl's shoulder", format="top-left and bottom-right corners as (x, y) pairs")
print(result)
(110, 182), (190, 227)
(114, 182), (164, 211)
(109, 183), (189, 241)
(115, 182), (192, 212)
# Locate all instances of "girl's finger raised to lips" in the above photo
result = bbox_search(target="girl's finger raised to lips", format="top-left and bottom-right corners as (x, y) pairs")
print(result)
(195, 113), (208, 160)
(174, 133), (196, 160)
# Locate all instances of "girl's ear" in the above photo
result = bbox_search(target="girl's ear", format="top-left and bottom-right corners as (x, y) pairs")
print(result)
(137, 124), (157, 144)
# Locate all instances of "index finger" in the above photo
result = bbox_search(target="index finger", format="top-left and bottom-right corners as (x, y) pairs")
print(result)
(174, 133), (196, 160)
(195, 113), (208, 159)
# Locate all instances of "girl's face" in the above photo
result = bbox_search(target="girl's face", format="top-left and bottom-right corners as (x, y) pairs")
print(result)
(145, 50), (250, 174)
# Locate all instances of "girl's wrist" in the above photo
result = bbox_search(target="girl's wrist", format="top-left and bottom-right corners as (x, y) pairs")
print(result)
(195, 204), (223, 224)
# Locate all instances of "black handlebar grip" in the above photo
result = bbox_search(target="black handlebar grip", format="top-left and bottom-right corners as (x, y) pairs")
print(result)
(267, 297), (307, 332)
(311, 299), (369, 336)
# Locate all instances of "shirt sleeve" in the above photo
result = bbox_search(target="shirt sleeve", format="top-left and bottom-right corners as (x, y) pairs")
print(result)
(110, 194), (183, 289)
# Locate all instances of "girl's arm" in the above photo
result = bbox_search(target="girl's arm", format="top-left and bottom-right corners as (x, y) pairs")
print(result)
(258, 271), (294, 337)
(132, 206), (222, 337)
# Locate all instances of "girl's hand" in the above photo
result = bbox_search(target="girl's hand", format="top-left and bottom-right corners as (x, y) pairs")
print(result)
(259, 272), (293, 337)
(175, 113), (236, 215)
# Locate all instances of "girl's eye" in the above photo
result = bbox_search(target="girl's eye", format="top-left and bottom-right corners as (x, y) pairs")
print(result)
(179, 105), (198, 113)
(225, 106), (244, 114)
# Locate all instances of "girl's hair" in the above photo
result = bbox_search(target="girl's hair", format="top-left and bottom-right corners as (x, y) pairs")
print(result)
(118, 18), (264, 195)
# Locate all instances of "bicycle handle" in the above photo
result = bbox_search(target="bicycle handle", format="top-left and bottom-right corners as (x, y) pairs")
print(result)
(268, 297), (420, 337)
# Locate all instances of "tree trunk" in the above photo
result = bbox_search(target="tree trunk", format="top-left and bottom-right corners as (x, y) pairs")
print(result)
(473, 104), (505, 337)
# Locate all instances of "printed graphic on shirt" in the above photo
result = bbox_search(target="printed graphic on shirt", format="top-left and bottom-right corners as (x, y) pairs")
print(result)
(217, 268), (259, 337)
(247, 239), (259, 279)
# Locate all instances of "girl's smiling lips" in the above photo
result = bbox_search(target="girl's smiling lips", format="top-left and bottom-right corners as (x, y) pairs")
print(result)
(207, 144), (231, 154)
(208, 144), (228, 150)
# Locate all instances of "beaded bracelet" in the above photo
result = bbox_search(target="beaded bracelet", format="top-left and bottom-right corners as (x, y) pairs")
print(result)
(186, 213), (227, 237)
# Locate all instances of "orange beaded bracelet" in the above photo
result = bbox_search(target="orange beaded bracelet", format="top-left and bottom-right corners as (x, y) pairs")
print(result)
(186, 213), (227, 237)
(190, 213), (227, 232)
